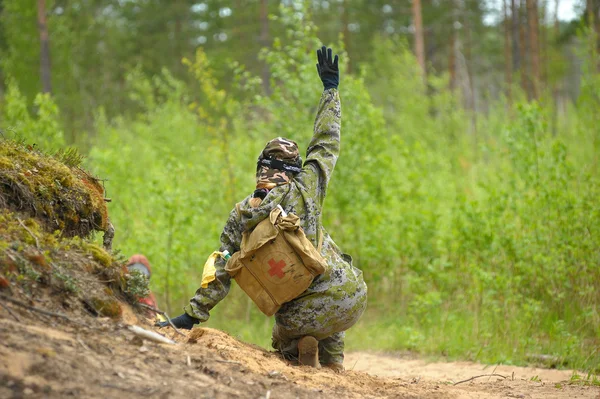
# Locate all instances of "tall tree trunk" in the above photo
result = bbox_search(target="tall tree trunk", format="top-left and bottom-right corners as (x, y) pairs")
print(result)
(259, 0), (270, 94)
(587, 0), (599, 32)
(504, 0), (513, 106)
(173, 0), (185, 76)
(464, 17), (479, 115)
(37, 0), (52, 94)
(461, 0), (475, 110)
(412, 0), (426, 83)
(460, 0), (478, 142)
(554, 0), (560, 34)
(552, 0), (560, 136)
(540, 0), (548, 88)
(449, 28), (456, 91)
(519, 0), (530, 99)
(588, 0), (600, 69)
(597, 1), (600, 60)
(231, 0), (244, 71)
(527, 0), (541, 99)
(342, 0), (352, 73)
(0, 65), (4, 99)
(511, 0), (521, 73)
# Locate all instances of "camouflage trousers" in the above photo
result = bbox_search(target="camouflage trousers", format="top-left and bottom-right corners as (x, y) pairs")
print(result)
(270, 291), (366, 365)
(272, 325), (346, 365)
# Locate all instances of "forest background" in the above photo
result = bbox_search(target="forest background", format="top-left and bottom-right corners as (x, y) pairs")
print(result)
(0, 0), (599, 374)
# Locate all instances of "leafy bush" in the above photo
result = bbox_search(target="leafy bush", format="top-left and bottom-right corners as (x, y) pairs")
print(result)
(0, 79), (65, 151)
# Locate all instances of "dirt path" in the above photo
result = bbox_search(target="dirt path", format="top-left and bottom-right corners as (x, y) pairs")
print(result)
(346, 352), (599, 398)
(1, 311), (598, 399)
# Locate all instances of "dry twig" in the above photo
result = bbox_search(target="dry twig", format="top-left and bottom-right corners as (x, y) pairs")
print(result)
(215, 359), (242, 365)
(139, 303), (186, 337)
(128, 325), (176, 345)
(77, 337), (91, 351)
(488, 364), (499, 381)
(4, 250), (18, 263)
(0, 293), (86, 326)
(453, 374), (508, 386)
(17, 217), (40, 249)
(0, 301), (21, 321)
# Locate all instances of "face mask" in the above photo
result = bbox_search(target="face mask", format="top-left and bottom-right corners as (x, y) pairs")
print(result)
(127, 262), (150, 278)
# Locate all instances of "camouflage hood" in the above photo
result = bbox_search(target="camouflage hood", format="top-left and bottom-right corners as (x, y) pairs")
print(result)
(256, 137), (302, 188)
(257, 137), (302, 168)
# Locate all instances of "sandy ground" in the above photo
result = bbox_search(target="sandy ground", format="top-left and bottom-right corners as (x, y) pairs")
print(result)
(0, 307), (598, 399)
(346, 352), (599, 399)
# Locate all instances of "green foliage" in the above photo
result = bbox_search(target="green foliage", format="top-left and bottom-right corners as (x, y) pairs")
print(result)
(0, 79), (65, 151)
(569, 371), (600, 387)
(52, 267), (79, 293)
(0, 0), (39, 100)
(125, 270), (150, 301)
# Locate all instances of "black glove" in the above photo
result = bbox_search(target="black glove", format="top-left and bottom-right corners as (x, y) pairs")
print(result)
(156, 313), (199, 330)
(316, 46), (339, 90)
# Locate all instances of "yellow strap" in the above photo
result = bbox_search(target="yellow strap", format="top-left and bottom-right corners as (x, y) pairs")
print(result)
(201, 251), (227, 288)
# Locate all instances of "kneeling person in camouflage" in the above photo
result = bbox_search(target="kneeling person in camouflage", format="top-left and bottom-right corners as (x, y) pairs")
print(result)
(160, 46), (367, 372)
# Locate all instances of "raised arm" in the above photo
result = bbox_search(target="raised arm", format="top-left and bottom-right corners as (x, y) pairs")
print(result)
(296, 46), (341, 200)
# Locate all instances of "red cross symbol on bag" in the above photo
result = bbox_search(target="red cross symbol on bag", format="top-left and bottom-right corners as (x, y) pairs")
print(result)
(267, 259), (286, 278)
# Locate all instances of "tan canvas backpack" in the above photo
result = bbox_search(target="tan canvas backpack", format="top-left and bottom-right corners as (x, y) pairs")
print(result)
(224, 205), (327, 316)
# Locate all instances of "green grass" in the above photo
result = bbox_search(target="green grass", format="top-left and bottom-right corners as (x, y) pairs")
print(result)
(345, 307), (600, 374)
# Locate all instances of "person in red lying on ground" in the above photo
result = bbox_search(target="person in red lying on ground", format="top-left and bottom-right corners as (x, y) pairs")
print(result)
(126, 254), (157, 309)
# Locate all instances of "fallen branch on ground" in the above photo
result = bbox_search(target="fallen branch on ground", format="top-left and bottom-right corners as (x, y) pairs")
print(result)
(215, 359), (242, 365)
(453, 374), (509, 386)
(77, 337), (91, 351)
(0, 301), (21, 321)
(0, 293), (86, 326)
(128, 325), (176, 345)
(138, 303), (186, 337)
(17, 217), (40, 249)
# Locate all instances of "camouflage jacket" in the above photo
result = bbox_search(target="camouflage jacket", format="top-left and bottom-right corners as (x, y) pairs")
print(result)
(185, 88), (367, 334)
